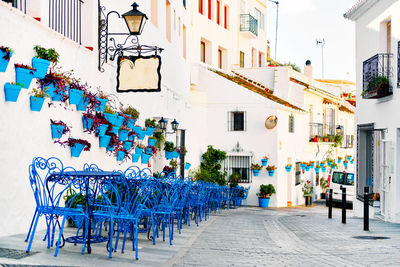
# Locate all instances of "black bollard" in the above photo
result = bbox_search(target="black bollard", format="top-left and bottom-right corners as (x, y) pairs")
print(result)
(341, 186), (346, 224)
(328, 188), (333, 219)
(364, 186), (369, 231)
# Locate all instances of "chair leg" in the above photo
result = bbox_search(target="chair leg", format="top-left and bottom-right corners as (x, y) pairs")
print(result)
(152, 214), (156, 245)
(121, 226), (129, 254)
(114, 224), (121, 252)
(135, 220), (139, 260)
(25, 208), (37, 242)
(26, 212), (40, 253)
(109, 219), (113, 258)
(54, 216), (66, 257)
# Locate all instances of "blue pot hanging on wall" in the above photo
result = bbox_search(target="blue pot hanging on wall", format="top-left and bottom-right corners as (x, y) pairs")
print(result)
(32, 57), (50, 79)
(15, 67), (35, 89)
(29, 96), (45, 112)
(165, 151), (173, 160)
(114, 114), (125, 127)
(4, 82), (22, 102)
(82, 116), (94, 130)
(132, 153), (140, 163)
(99, 135), (111, 148)
(252, 169), (260, 176)
(135, 147), (143, 155)
(141, 153), (151, 164)
(117, 151), (125, 161)
(70, 143), (85, 158)
(126, 118), (136, 129)
(51, 124), (65, 139)
(268, 170), (275, 176)
(42, 83), (56, 98)
(119, 129), (129, 142)
(52, 86), (66, 101)
(285, 166), (292, 172)
(0, 51), (12, 72)
(261, 159), (268, 166)
(123, 141), (132, 150)
(185, 163), (191, 170)
(104, 113), (117, 125)
(69, 88), (83, 105)
(95, 97), (108, 112)
(146, 127), (155, 136)
(148, 138), (157, 147)
(136, 129), (146, 140)
(77, 97), (89, 111)
(96, 124), (108, 137)
(111, 126), (119, 134)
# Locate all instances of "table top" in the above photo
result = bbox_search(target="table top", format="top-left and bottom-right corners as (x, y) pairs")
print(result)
(48, 170), (123, 180)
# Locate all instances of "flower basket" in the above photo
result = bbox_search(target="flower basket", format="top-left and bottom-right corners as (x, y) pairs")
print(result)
(104, 113), (117, 125)
(321, 167), (326, 173)
(305, 166), (310, 172)
(141, 153), (151, 164)
(123, 141), (132, 150)
(344, 162), (348, 168)
(70, 143), (85, 158)
(96, 124), (108, 137)
(258, 198), (270, 208)
(32, 57), (50, 79)
(95, 97), (108, 112)
(338, 158), (342, 164)
(252, 169), (260, 176)
(77, 97), (89, 111)
(301, 164), (306, 170)
(126, 118), (136, 129)
(135, 129), (146, 140)
(118, 129), (129, 142)
(99, 135), (111, 148)
(267, 170), (275, 176)
(132, 153), (141, 163)
(285, 166), (292, 172)
(4, 82), (22, 102)
(51, 124), (65, 139)
(16, 67), (35, 89)
(114, 114), (125, 127)
(0, 50), (12, 72)
(135, 147), (143, 155)
(117, 151), (125, 161)
(69, 88), (83, 105)
(29, 96), (45, 112)
(148, 138), (157, 147)
(146, 127), (155, 136)
(261, 158), (268, 166)
(82, 116), (93, 130)
(185, 163), (191, 170)
(350, 160), (354, 164)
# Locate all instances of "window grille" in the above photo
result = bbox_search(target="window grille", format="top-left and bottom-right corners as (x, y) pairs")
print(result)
(288, 114), (295, 133)
(228, 111), (246, 131)
(295, 162), (301, 185)
(224, 155), (252, 183)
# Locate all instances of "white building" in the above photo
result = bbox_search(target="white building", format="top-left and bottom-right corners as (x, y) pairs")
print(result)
(345, 0), (400, 222)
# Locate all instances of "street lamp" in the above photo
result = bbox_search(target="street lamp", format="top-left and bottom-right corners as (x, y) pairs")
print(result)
(171, 119), (179, 132)
(336, 125), (343, 135)
(158, 117), (179, 134)
(122, 3), (148, 35)
(158, 117), (168, 131)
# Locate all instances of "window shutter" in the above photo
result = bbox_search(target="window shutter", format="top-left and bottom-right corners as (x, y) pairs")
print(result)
(227, 111), (231, 131)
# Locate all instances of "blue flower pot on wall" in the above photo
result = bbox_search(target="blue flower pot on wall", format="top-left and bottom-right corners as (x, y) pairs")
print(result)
(0, 51), (12, 72)
(146, 127), (155, 136)
(15, 67), (35, 89)
(96, 124), (108, 137)
(114, 114), (125, 127)
(4, 82), (22, 102)
(131, 126), (141, 133)
(258, 198), (270, 208)
(70, 143), (85, 158)
(267, 170), (275, 176)
(135, 147), (143, 155)
(301, 164), (306, 170)
(29, 96), (45, 112)
(32, 57), (50, 79)
(123, 141), (132, 150)
(51, 124), (65, 139)
(315, 168), (320, 174)
(185, 163), (191, 170)
(119, 129), (129, 142)
(321, 167), (326, 173)
(136, 129), (146, 140)
(95, 97), (108, 112)
(344, 162), (348, 168)
(350, 160), (354, 164)
(82, 116), (94, 130)
(69, 88), (83, 105)
(117, 151), (125, 161)
(141, 153), (151, 164)
(104, 113), (117, 125)
(42, 83), (56, 98)
(252, 170), (260, 176)
(99, 135), (111, 148)
(107, 145), (115, 152)
(111, 126), (119, 135)
(285, 166), (292, 172)
(52, 86), (66, 101)
(145, 147), (153, 155)
(261, 159), (268, 166)
(338, 159), (342, 164)
(305, 166), (310, 172)
(77, 97), (89, 111)
(148, 138), (157, 147)
(165, 151), (173, 160)
(347, 156), (351, 161)
(132, 153), (140, 163)
(126, 118), (136, 129)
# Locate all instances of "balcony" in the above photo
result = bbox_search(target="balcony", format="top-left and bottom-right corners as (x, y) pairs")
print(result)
(309, 123), (344, 142)
(362, 53), (393, 99)
(240, 14), (258, 38)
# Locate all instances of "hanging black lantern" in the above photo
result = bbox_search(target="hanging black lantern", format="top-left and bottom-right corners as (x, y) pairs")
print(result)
(171, 119), (179, 132)
(122, 2), (148, 35)
(158, 117), (167, 131)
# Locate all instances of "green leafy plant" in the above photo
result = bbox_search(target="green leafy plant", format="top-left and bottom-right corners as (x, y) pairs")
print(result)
(251, 164), (262, 170)
(257, 184), (276, 198)
(121, 106), (140, 119)
(145, 118), (157, 128)
(229, 172), (240, 187)
(30, 87), (49, 98)
(34, 45), (59, 64)
(104, 105), (115, 115)
(266, 165), (277, 171)
(282, 61), (301, 72)
(0, 46), (13, 61)
(164, 141), (175, 152)
(169, 159), (178, 170)
(153, 131), (165, 150)
(302, 180), (313, 196)
(193, 145), (227, 185)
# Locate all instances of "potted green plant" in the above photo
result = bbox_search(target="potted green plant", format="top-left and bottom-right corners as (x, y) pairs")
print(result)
(256, 184), (276, 208)
(261, 156), (269, 166)
(145, 118), (157, 136)
(302, 180), (313, 206)
(169, 159), (178, 172)
(164, 141), (175, 159)
(121, 105), (140, 128)
(320, 177), (327, 199)
(153, 131), (165, 150)
(4, 82), (22, 102)
(229, 172), (240, 187)
(285, 163), (292, 172)
(0, 46), (13, 72)
(365, 75), (390, 96)
(15, 63), (36, 89)
(266, 165), (277, 176)
(32, 45), (59, 78)
(29, 87), (48, 112)
(251, 163), (262, 176)
(95, 91), (108, 112)
(103, 105), (117, 125)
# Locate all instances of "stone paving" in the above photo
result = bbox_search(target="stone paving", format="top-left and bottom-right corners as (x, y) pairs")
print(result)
(1, 204), (400, 266)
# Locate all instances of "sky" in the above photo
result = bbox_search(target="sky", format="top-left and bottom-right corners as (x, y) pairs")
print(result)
(266, 0), (356, 81)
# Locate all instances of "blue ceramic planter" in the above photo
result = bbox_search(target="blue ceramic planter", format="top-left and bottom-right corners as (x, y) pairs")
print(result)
(285, 166), (292, 172)
(104, 113), (117, 125)
(51, 124), (65, 139)
(261, 159), (268, 166)
(350, 160), (354, 164)
(107, 145), (115, 152)
(123, 141), (132, 150)
(141, 153), (151, 164)
(305, 166), (310, 172)
(16, 67), (35, 89)
(165, 151), (173, 160)
(148, 138), (157, 147)
(347, 156), (351, 161)
(32, 57), (50, 79)
(132, 153), (141, 163)
(96, 124), (108, 137)
(258, 198), (270, 208)
(145, 148), (153, 154)
(82, 116), (93, 130)
(173, 150), (180, 159)
(110, 126), (119, 134)
(146, 127), (155, 136)
(185, 163), (191, 170)
(77, 97), (89, 111)
(117, 151), (125, 161)
(135, 147), (143, 155)
(95, 97), (108, 112)
(119, 129), (129, 142)
(42, 83), (56, 98)
(52, 86), (66, 101)
(126, 118), (136, 129)
(268, 170), (275, 176)
(29, 96), (45, 112)
(128, 133), (135, 141)
(311, 163), (314, 168)
(131, 126), (141, 133)
(338, 159), (342, 164)
(301, 164), (306, 170)
(99, 135), (111, 148)
(0, 51), (12, 72)
(114, 115), (125, 127)
(4, 82), (21, 102)
(136, 129), (146, 140)
(327, 162), (332, 167)
(321, 167), (326, 173)
(344, 162), (348, 168)
(69, 88), (83, 105)
(315, 168), (320, 174)
(70, 143), (85, 158)
(252, 169), (260, 176)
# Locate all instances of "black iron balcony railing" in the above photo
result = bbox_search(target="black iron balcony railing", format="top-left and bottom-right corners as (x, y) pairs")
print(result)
(240, 14), (258, 37)
(341, 135), (354, 148)
(309, 123), (323, 142)
(2, 0), (26, 13)
(362, 53), (393, 99)
(310, 123), (344, 142)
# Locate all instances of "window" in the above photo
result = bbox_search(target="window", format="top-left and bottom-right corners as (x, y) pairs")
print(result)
(218, 49), (222, 69)
(199, 0), (203, 14)
(324, 108), (335, 135)
(260, 13), (265, 30)
(151, 0), (158, 27)
(224, 155), (252, 183)
(228, 111), (246, 131)
(252, 48), (257, 67)
(240, 51), (244, 68)
(208, 0), (212, 20)
(200, 41), (206, 63)
(166, 1), (171, 42)
(295, 162), (301, 185)
(289, 114), (295, 133)
(216, 0), (221, 25)
(258, 52), (264, 67)
(224, 5), (228, 29)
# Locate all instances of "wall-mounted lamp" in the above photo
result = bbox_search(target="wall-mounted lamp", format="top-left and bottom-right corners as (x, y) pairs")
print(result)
(158, 117), (179, 135)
